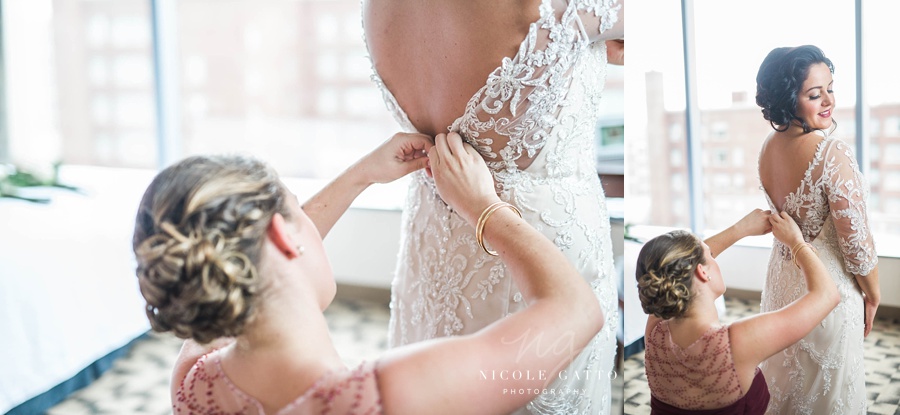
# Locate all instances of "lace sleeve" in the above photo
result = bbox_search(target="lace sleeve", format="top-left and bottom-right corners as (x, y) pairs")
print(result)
(451, 0), (613, 173)
(572, 0), (623, 42)
(822, 139), (878, 276)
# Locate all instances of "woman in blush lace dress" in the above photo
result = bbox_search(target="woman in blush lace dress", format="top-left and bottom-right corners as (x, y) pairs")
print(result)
(133, 133), (603, 414)
(362, 1), (624, 413)
(637, 210), (840, 415)
(756, 45), (880, 414)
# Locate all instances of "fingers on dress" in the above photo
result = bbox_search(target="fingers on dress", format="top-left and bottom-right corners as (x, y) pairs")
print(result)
(364, 1), (622, 414)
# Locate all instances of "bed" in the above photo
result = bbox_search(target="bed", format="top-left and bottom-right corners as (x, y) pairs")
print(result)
(0, 166), (153, 414)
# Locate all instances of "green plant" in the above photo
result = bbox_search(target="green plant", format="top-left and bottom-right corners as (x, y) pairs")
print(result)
(0, 162), (80, 203)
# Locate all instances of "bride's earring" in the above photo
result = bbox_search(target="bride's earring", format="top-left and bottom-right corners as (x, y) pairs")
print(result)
(296, 245), (305, 256)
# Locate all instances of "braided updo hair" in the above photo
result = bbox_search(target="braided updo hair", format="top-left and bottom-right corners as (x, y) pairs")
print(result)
(635, 230), (706, 320)
(756, 45), (834, 133)
(132, 155), (290, 343)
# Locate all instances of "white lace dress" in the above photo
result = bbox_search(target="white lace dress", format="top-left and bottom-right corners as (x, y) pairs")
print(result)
(759, 130), (878, 414)
(364, 1), (621, 414)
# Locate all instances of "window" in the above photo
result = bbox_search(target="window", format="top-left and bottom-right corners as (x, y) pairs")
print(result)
(670, 149), (682, 167)
(691, 0), (854, 231)
(884, 116), (900, 136)
(709, 149), (728, 167)
(732, 147), (744, 167)
(629, 0), (862, 237)
(625, 0), (688, 228)
(2, 0), (404, 180)
(733, 174), (745, 189)
(865, 2), (900, 242)
(171, 0), (398, 179)
(885, 144), (900, 165)
(4, 0), (157, 169)
(709, 121), (728, 141)
(883, 172), (900, 192)
(669, 123), (683, 142)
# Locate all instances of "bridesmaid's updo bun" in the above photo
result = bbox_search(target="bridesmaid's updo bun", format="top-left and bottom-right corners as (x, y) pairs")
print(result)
(756, 45), (834, 133)
(132, 155), (289, 343)
(635, 230), (705, 320)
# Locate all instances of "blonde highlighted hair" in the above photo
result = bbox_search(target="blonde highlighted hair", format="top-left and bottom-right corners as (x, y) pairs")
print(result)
(132, 155), (289, 343)
(635, 230), (706, 320)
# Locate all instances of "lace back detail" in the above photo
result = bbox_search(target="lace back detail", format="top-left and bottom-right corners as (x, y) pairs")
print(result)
(644, 321), (743, 410)
(759, 131), (877, 276)
(450, 0), (619, 179)
(363, 1), (621, 414)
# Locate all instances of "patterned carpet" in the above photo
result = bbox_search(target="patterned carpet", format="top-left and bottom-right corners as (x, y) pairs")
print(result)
(46, 297), (624, 415)
(624, 297), (900, 415)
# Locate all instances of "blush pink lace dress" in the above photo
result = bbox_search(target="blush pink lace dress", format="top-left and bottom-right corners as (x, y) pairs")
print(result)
(758, 130), (877, 414)
(173, 349), (382, 415)
(363, 1), (622, 414)
(643, 320), (770, 415)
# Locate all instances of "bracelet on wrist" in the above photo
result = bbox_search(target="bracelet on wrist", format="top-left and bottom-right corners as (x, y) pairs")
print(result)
(475, 202), (522, 256)
(790, 241), (818, 268)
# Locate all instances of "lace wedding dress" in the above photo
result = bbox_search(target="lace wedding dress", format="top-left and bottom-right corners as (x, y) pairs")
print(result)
(364, 1), (621, 413)
(758, 130), (877, 414)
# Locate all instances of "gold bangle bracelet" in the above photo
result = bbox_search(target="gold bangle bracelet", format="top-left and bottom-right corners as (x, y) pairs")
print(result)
(476, 202), (522, 256)
(476, 202), (509, 256)
(790, 241), (807, 257)
(791, 242), (818, 268)
(475, 202), (506, 254)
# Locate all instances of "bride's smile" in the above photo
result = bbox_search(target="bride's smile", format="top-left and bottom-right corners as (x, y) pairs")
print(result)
(796, 62), (835, 131)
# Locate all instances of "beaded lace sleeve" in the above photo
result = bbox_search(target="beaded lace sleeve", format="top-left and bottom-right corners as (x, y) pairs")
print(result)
(573, 0), (623, 42)
(821, 139), (877, 276)
(450, 0), (619, 174)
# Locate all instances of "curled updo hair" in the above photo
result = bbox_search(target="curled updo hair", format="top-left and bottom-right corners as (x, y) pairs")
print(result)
(635, 230), (706, 320)
(756, 45), (834, 133)
(132, 155), (289, 343)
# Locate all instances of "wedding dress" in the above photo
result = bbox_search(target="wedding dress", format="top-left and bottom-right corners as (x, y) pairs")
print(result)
(364, 0), (622, 413)
(758, 130), (877, 414)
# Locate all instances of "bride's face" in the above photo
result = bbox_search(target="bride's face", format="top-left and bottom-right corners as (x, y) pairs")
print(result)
(795, 62), (835, 131)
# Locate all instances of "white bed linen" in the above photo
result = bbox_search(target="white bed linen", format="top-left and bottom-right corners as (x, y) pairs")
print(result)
(0, 166), (153, 413)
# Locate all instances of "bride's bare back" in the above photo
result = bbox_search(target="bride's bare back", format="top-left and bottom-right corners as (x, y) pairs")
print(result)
(363, 0), (541, 136)
(758, 130), (826, 212)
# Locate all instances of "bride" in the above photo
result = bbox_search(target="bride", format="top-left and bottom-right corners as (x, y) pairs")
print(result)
(362, 0), (624, 413)
(755, 45), (880, 414)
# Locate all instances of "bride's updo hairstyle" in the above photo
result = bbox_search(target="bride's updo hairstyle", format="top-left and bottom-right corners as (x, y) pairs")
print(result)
(635, 230), (705, 320)
(756, 45), (834, 133)
(132, 155), (289, 343)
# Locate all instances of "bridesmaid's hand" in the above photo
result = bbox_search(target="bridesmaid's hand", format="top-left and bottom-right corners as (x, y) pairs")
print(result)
(351, 133), (433, 185)
(768, 211), (803, 247)
(429, 132), (500, 225)
(734, 208), (772, 237)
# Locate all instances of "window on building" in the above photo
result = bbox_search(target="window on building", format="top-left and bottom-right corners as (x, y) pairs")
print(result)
(3, 0), (157, 169)
(624, 0), (687, 229)
(629, 0), (869, 239)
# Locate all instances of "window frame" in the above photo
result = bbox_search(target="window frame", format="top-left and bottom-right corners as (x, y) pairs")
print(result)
(676, 0), (868, 236)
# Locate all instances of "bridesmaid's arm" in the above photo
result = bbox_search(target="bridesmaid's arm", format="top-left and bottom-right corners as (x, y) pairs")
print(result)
(301, 133), (432, 238)
(704, 209), (772, 258)
(729, 212), (839, 373)
(375, 133), (603, 415)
